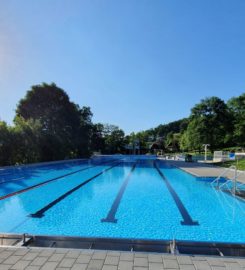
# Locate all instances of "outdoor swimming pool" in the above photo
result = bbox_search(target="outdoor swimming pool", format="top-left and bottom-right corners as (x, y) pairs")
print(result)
(0, 156), (245, 244)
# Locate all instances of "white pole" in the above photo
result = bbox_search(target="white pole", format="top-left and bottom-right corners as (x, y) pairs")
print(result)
(233, 166), (237, 195)
(203, 144), (210, 162)
(205, 145), (208, 161)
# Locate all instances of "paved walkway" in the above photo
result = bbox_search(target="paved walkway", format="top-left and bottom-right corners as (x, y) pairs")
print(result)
(163, 160), (245, 184)
(0, 247), (245, 270)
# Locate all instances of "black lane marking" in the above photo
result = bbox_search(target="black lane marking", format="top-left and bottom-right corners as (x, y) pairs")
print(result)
(29, 162), (121, 218)
(101, 163), (137, 223)
(154, 162), (199, 226)
(0, 159), (119, 201)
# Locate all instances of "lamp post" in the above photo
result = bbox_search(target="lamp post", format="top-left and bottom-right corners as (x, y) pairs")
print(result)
(203, 144), (210, 162)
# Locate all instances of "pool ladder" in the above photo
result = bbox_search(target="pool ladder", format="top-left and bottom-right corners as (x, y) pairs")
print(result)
(14, 234), (33, 247)
(170, 239), (179, 255)
(211, 166), (245, 195)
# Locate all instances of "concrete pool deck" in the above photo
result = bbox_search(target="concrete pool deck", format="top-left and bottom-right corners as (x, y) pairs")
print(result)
(0, 246), (245, 270)
(162, 160), (245, 184)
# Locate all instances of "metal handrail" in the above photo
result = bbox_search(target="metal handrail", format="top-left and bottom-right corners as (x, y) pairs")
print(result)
(211, 165), (245, 196)
(219, 179), (233, 189)
(236, 171), (245, 189)
(211, 165), (236, 187)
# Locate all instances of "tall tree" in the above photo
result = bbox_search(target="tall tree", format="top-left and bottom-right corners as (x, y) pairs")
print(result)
(90, 123), (106, 153)
(15, 83), (91, 160)
(165, 132), (181, 152)
(77, 106), (93, 157)
(103, 124), (125, 154)
(11, 117), (42, 164)
(227, 93), (245, 147)
(0, 121), (13, 165)
(182, 97), (233, 151)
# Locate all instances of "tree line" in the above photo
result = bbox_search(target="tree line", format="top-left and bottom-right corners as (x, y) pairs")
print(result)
(0, 83), (125, 166)
(130, 94), (245, 153)
(0, 83), (244, 166)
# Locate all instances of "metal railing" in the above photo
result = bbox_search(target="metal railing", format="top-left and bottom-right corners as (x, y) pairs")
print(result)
(211, 165), (238, 195)
(211, 166), (245, 196)
(236, 171), (245, 191)
(211, 166), (236, 186)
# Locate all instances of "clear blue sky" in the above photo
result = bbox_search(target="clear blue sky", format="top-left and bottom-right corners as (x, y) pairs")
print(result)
(0, 0), (244, 134)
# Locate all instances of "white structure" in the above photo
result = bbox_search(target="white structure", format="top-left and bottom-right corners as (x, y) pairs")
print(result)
(213, 151), (240, 162)
(213, 151), (229, 162)
(203, 144), (210, 162)
(235, 152), (245, 157)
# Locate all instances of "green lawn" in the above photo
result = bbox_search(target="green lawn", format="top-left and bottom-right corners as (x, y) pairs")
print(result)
(217, 159), (245, 171)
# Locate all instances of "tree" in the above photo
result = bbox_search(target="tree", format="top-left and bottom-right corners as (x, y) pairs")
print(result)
(180, 130), (189, 151)
(1, 84), (244, 167)
(154, 118), (188, 138)
(91, 123), (106, 153)
(102, 124), (125, 154)
(76, 106), (93, 157)
(227, 93), (245, 147)
(165, 132), (181, 152)
(15, 83), (91, 160)
(90, 124), (126, 154)
(128, 131), (152, 151)
(0, 121), (13, 165)
(180, 119), (204, 151)
(183, 97), (233, 151)
(11, 117), (42, 164)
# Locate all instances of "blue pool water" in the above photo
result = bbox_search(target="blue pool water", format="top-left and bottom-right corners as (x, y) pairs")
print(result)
(0, 156), (245, 243)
